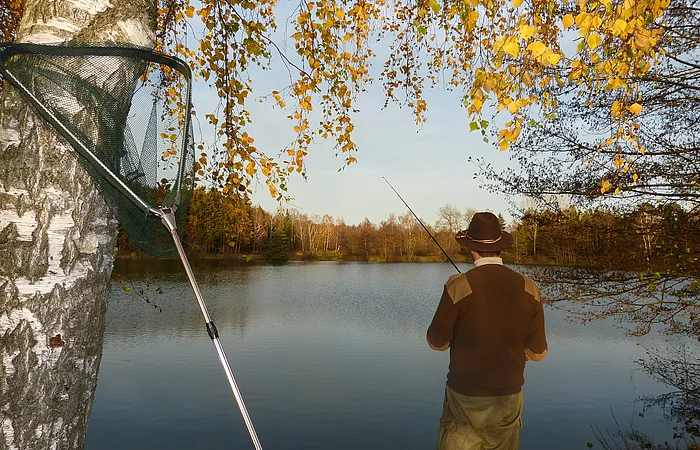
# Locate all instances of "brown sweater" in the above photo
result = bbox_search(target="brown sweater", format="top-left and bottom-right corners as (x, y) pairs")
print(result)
(427, 263), (548, 396)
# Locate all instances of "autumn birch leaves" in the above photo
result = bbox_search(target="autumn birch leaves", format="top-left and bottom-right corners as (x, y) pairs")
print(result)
(383, 0), (666, 193)
(157, 0), (669, 198)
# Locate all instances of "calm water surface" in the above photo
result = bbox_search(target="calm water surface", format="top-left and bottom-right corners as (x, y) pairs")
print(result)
(85, 261), (686, 449)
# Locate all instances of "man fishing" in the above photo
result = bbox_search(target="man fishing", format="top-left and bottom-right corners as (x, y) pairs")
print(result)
(427, 211), (548, 450)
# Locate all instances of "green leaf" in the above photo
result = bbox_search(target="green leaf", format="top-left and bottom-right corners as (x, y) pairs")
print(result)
(470, 121), (479, 131)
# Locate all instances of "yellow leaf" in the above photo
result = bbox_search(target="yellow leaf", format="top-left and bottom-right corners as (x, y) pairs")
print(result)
(545, 52), (561, 65)
(499, 140), (510, 151)
(563, 14), (575, 29)
(629, 103), (643, 114)
(246, 162), (256, 175)
(472, 97), (484, 112)
(526, 41), (548, 57)
(335, 9), (345, 19)
(518, 25), (535, 40)
(611, 100), (622, 118)
(513, 0), (524, 7)
(511, 125), (521, 141)
(634, 34), (651, 51)
(507, 100), (520, 113)
(632, 173), (639, 182)
(611, 19), (627, 36)
(503, 41), (520, 58)
(493, 37), (506, 52)
(576, 12), (590, 29)
(587, 33), (602, 49)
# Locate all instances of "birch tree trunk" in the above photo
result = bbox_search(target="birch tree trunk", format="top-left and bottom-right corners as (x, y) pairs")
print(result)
(0, 1), (155, 449)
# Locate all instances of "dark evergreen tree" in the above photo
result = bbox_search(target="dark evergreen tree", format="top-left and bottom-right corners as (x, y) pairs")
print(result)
(262, 227), (289, 261)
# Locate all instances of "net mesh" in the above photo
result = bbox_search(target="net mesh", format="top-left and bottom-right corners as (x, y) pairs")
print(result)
(0, 43), (195, 256)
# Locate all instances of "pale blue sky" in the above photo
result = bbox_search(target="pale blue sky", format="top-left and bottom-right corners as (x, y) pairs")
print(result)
(188, 7), (521, 227)
(193, 79), (519, 227)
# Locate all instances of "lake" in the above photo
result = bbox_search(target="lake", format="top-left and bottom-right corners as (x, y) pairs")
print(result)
(84, 260), (687, 449)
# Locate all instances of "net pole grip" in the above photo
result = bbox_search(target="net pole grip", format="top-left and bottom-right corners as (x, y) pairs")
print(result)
(159, 206), (179, 233)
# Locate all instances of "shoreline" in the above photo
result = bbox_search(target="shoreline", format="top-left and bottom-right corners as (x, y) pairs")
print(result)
(113, 249), (565, 267)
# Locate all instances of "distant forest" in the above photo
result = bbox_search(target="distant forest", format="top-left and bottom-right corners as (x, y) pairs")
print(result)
(116, 187), (699, 270)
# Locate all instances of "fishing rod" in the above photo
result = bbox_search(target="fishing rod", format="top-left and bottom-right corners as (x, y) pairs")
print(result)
(382, 177), (461, 273)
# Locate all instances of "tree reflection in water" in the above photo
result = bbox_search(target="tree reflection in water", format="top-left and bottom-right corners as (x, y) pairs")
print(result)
(527, 264), (700, 449)
(592, 344), (700, 450)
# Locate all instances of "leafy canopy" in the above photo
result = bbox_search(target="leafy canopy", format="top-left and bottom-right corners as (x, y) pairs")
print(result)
(157, 0), (666, 198)
(3, 0), (669, 198)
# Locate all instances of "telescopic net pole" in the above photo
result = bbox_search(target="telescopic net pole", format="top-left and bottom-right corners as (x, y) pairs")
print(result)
(159, 208), (264, 450)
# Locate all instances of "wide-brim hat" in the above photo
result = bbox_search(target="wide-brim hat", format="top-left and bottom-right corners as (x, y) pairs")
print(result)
(455, 212), (513, 252)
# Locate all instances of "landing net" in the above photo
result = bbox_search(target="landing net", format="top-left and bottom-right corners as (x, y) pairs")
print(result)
(0, 43), (195, 256)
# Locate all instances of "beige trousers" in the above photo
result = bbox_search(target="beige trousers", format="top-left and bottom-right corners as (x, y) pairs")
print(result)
(437, 386), (523, 450)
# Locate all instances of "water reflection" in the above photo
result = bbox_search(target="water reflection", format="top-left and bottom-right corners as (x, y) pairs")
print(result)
(85, 261), (691, 449)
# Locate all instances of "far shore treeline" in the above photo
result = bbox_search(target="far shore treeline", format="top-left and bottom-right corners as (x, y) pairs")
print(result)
(116, 187), (699, 272)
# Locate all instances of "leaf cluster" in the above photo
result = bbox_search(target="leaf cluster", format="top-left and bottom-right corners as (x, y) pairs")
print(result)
(476, 0), (698, 202)
(0, 0), (22, 98)
(158, 0), (382, 200)
(144, 0), (677, 202)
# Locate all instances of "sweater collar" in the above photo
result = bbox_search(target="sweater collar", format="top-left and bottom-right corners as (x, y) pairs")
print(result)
(474, 257), (504, 267)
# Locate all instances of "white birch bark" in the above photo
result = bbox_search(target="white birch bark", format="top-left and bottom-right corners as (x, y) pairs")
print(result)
(0, 1), (155, 449)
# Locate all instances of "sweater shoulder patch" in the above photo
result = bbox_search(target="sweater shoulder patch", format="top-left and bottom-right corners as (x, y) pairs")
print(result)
(521, 274), (541, 303)
(446, 273), (473, 304)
